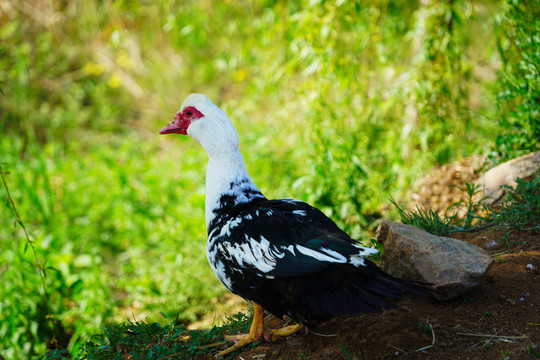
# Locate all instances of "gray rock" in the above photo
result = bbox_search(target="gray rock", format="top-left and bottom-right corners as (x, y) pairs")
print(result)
(377, 220), (493, 300)
(475, 151), (540, 205)
(484, 240), (499, 249)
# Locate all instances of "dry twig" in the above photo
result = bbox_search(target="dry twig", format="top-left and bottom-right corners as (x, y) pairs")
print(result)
(457, 332), (529, 340)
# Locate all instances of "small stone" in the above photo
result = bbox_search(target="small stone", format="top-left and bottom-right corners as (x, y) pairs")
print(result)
(506, 298), (516, 305)
(525, 292), (531, 298)
(485, 240), (498, 249)
(499, 294), (506, 300)
(520, 297), (525, 302)
(527, 264), (535, 271)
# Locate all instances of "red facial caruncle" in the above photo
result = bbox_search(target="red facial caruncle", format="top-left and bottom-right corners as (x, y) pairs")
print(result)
(159, 106), (204, 135)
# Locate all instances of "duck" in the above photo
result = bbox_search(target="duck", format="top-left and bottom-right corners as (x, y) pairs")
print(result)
(159, 94), (424, 356)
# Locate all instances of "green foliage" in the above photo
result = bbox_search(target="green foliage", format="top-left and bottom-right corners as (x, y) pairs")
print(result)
(392, 171), (540, 234)
(0, 0), (527, 358)
(0, 48), (3, 95)
(0, 164), (57, 352)
(448, 183), (488, 228)
(0, 13), (134, 144)
(0, 137), (224, 358)
(500, 230), (512, 250)
(486, 170), (540, 230)
(43, 349), (70, 360)
(236, 0), (493, 239)
(492, 0), (540, 161)
(41, 312), (251, 360)
(412, 0), (474, 165)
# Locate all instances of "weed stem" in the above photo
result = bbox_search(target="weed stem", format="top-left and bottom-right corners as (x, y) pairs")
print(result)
(0, 164), (57, 346)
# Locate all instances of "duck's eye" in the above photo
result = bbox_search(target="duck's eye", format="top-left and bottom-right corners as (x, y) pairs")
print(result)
(186, 110), (193, 116)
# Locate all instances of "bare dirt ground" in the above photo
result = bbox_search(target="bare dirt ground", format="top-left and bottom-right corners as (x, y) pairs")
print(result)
(223, 228), (539, 360)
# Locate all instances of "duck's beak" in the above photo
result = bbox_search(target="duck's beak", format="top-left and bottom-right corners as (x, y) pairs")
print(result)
(159, 121), (182, 134)
(160, 112), (187, 135)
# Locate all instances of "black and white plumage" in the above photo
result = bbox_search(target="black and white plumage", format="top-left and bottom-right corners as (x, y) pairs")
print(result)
(206, 196), (419, 327)
(160, 94), (423, 348)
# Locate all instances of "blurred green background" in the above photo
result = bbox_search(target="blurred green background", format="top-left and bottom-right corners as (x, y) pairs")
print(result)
(0, 0), (538, 358)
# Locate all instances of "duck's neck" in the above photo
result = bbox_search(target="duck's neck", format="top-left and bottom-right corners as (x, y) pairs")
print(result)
(205, 150), (264, 229)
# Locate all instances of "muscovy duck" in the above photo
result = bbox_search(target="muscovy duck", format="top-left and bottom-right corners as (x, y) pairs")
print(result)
(159, 94), (424, 356)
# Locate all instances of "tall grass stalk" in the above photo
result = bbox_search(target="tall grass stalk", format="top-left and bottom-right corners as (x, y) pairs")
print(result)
(0, 164), (57, 346)
(390, 197), (458, 236)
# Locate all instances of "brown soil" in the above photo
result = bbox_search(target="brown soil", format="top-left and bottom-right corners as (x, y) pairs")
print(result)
(221, 228), (539, 360)
(409, 155), (486, 217)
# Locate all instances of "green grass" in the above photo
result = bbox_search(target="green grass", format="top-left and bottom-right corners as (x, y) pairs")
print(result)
(487, 171), (540, 230)
(391, 171), (540, 235)
(0, 135), (230, 355)
(0, 0), (535, 358)
(43, 311), (251, 360)
(390, 197), (459, 236)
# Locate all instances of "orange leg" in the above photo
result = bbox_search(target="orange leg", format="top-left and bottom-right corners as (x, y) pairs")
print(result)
(216, 303), (305, 357)
(269, 323), (305, 338)
(217, 303), (267, 357)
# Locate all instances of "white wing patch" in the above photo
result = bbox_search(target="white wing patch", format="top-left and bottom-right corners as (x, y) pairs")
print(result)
(291, 243), (378, 268)
(295, 245), (347, 263)
(219, 216), (243, 237)
(219, 235), (282, 274)
(352, 243), (379, 255)
(350, 244), (379, 267)
(281, 198), (304, 205)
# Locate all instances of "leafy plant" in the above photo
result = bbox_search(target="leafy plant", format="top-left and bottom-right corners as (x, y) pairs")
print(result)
(43, 348), (70, 360)
(448, 183), (488, 228)
(500, 230), (512, 250)
(492, 0), (540, 162)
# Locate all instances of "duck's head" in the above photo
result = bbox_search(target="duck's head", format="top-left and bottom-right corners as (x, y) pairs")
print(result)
(160, 94), (240, 155)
